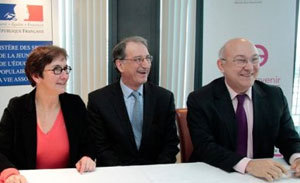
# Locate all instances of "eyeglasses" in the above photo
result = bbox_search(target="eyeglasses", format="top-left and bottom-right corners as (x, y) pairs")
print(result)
(221, 56), (260, 67)
(45, 65), (72, 75)
(122, 55), (153, 64)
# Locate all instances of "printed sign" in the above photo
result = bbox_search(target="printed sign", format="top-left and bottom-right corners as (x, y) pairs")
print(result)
(0, 41), (52, 86)
(0, 0), (52, 86)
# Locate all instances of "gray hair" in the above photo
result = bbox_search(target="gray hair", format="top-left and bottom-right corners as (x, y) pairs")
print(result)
(218, 45), (225, 59)
(112, 36), (148, 63)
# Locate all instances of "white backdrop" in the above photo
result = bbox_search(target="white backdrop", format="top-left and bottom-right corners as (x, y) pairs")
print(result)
(202, 0), (297, 108)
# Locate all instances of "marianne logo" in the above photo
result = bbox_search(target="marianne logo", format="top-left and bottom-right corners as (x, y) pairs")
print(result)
(0, 3), (43, 22)
(255, 44), (268, 67)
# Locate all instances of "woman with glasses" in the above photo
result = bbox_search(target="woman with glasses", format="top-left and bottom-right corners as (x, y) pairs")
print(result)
(0, 45), (95, 183)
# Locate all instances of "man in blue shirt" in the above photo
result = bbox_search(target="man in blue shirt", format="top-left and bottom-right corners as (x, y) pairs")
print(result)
(88, 36), (179, 166)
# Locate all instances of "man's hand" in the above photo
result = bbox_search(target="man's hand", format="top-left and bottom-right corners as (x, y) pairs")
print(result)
(75, 156), (96, 174)
(5, 175), (27, 183)
(291, 158), (300, 177)
(245, 159), (288, 182)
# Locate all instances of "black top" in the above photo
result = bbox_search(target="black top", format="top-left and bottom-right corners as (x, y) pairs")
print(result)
(0, 89), (94, 172)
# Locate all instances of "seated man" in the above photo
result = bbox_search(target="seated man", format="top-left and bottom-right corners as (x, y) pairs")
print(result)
(88, 36), (179, 166)
(187, 38), (300, 181)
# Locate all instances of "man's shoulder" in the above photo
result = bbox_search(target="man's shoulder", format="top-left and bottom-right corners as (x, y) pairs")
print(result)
(188, 77), (223, 99)
(144, 83), (174, 102)
(89, 82), (119, 99)
(254, 80), (280, 89)
(145, 82), (173, 94)
(253, 80), (282, 95)
(88, 82), (174, 99)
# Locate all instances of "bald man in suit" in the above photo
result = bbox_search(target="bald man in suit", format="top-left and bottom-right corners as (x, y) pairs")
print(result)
(187, 38), (300, 181)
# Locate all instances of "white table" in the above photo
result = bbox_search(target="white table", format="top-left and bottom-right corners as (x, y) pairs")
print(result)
(20, 161), (299, 183)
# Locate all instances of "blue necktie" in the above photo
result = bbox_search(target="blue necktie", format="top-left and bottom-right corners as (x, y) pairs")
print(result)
(131, 91), (143, 149)
(236, 94), (248, 156)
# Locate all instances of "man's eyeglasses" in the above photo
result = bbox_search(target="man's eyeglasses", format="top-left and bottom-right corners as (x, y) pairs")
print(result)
(220, 56), (260, 67)
(122, 55), (153, 64)
(45, 65), (72, 75)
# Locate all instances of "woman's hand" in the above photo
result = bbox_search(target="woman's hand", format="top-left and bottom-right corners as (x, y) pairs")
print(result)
(5, 175), (27, 183)
(75, 156), (96, 174)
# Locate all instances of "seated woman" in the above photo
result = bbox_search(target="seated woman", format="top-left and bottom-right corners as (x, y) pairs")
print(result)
(0, 45), (96, 183)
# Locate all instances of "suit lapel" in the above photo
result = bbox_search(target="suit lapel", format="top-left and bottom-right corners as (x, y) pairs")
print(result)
(111, 83), (137, 150)
(214, 78), (237, 149)
(252, 82), (266, 158)
(59, 94), (76, 165)
(140, 83), (155, 149)
(22, 90), (37, 168)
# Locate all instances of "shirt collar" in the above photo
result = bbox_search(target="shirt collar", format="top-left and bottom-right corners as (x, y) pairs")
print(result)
(224, 80), (252, 100)
(120, 79), (143, 99)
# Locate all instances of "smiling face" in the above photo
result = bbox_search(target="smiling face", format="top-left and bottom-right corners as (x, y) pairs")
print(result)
(217, 38), (260, 93)
(115, 41), (151, 90)
(33, 55), (69, 95)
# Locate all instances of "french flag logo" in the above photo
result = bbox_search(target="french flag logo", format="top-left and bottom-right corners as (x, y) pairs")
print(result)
(25, 5), (43, 21)
(0, 3), (43, 21)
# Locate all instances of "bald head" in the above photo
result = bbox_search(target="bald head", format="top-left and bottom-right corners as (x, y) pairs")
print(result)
(217, 38), (260, 93)
(219, 38), (258, 59)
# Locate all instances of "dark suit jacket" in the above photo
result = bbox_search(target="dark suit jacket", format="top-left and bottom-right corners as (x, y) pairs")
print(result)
(87, 82), (179, 166)
(187, 77), (300, 172)
(0, 89), (94, 172)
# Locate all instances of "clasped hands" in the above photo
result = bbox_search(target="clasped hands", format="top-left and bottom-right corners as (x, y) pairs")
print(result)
(5, 156), (96, 183)
(245, 158), (300, 182)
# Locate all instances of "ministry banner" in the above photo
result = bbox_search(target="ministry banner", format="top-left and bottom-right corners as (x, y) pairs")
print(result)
(0, 0), (52, 86)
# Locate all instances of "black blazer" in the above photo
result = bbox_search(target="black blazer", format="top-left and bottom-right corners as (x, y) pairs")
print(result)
(87, 82), (179, 166)
(0, 89), (94, 172)
(187, 77), (300, 172)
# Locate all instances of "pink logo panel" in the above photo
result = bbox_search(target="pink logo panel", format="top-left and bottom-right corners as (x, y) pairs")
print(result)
(255, 44), (268, 67)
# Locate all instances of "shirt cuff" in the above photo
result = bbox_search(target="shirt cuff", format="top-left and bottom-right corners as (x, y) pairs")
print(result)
(233, 157), (252, 174)
(289, 153), (300, 164)
(0, 168), (19, 182)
